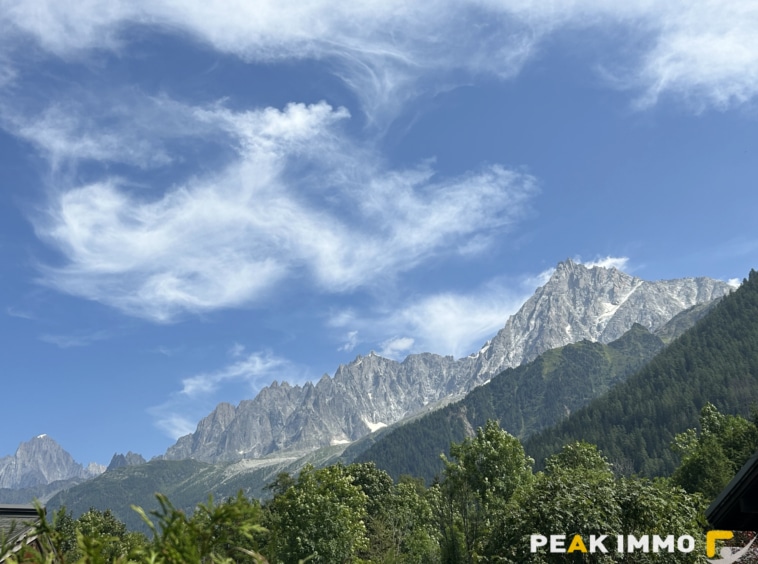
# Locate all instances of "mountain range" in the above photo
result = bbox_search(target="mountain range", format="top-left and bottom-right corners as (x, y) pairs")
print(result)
(41, 267), (750, 529)
(0, 259), (735, 507)
(162, 259), (732, 463)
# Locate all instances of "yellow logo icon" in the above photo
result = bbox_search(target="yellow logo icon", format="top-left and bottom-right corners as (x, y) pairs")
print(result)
(706, 530), (757, 563)
(707, 531), (734, 558)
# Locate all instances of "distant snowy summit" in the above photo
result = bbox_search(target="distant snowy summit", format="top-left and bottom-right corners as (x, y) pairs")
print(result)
(162, 259), (733, 463)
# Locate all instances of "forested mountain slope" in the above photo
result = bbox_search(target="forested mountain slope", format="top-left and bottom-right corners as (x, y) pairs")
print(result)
(524, 269), (758, 476)
(351, 324), (665, 482)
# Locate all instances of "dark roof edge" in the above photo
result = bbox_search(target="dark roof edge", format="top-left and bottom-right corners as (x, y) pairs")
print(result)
(706, 450), (758, 526)
(0, 505), (39, 517)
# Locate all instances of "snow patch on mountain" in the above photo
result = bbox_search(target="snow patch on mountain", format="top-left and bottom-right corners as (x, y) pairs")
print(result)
(363, 420), (387, 433)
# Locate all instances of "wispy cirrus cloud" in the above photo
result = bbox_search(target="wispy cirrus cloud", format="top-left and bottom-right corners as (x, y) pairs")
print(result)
(30, 99), (536, 321)
(0, 1), (534, 123)
(629, 1), (758, 109)
(39, 329), (111, 348)
(3, 0), (758, 119)
(179, 350), (292, 398)
(378, 336), (415, 359)
(3, 0), (756, 328)
(149, 348), (300, 438)
(152, 413), (196, 440)
(329, 276), (536, 359)
(0, 93), (219, 170)
(5, 306), (36, 320)
(338, 330), (360, 353)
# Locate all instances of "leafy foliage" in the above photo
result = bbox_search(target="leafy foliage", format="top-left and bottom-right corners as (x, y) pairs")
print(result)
(0, 418), (739, 563)
(55, 507), (147, 562)
(502, 443), (707, 563)
(671, 403), (758, 499)
(437, 421), (533, 562)
(133, 493), (266, 563)
(265, 464), (368, 564)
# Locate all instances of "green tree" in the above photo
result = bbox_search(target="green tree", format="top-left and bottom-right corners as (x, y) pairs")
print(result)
(501, 443), (707, 563)
(672, 403), (758, 500)
(133, 493), (267, 563)
(51, 508), (78, 560)
(363, 477), (439, 563)
(2, 496), (266, 564)
(502, 442), (621, 563)
(616, 477), (706, 564)
(265, 464), (368, 564)
(438, 420), (533, 563)
(75, 508), (146, 562)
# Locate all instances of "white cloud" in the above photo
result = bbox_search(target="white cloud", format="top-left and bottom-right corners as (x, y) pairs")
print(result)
(379, 336), (414, 359)
(150, 345), (180, 357)
(338, 330), (360, 352)
(39, 330), (110, 348)
(6, 102), (172, 169)
(727, 278), (741, 288)
(5, 306), (36, 320)
(4, 1), (758, 118)
(385, 289), (524, 358)
(579, 256), (630, 271)
(30, 99), (536, 321)
(149, 347), (301, 439)
(180, 350), (291, 397)
(332, 277), (532, 359)
(522, 266), (556, 289)
(629, 1), (758, 110)
(4, 1), (752, 326)
(154, 413), (197, 440)
(0, 1), (534, 123)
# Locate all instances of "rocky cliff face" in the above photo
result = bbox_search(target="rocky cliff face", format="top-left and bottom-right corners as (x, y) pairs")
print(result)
(470, 259), (732, 377)
(163, 260), (733, 463)
(164, 353), (476, 461)
(0, 435), (105, 489)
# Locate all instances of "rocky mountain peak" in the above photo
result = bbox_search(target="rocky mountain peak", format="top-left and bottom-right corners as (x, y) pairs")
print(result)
(554, 257), (580, 271)
(106, 452), (147, 472)
(0, 435), (104, 489)
(471, 262), (731, 378)
(162, 261), (734, 463)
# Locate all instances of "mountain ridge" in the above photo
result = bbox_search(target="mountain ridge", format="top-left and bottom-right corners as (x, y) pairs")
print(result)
(162, 260), (732, 463)
(350, 323), (666, 482)
(42, 269), (745, 521)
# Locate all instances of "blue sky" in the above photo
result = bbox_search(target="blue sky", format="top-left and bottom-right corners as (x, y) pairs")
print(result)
(1, 1), (757, 467)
